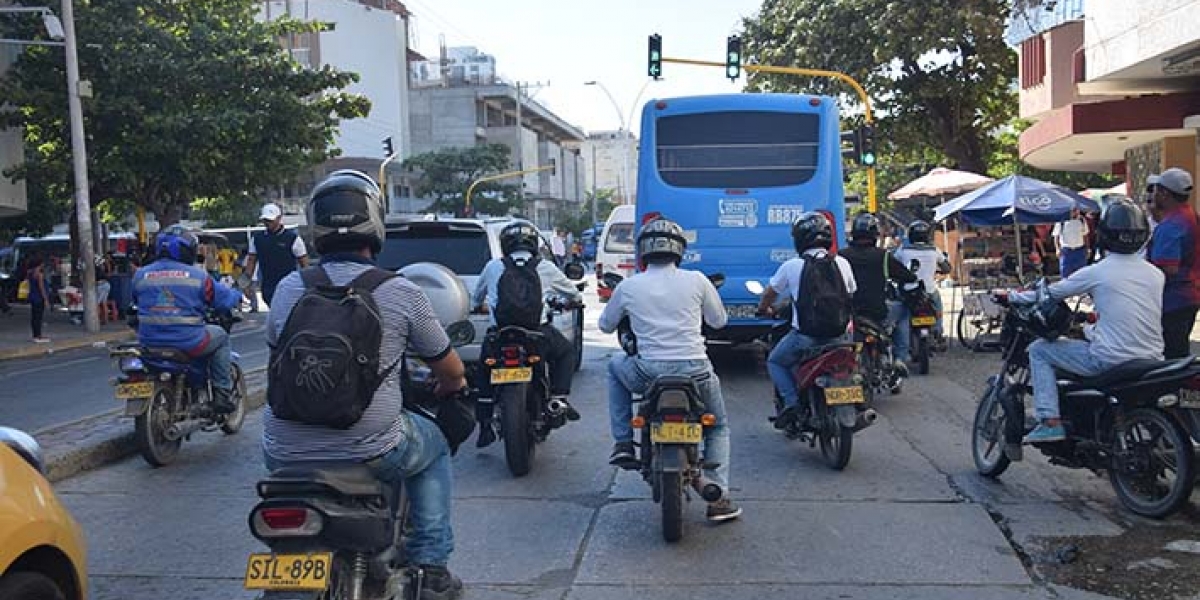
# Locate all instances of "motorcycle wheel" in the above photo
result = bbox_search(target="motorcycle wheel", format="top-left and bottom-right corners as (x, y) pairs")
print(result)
(220, 363), (247, 435)
(818, 404), (853, 471)
(972, 379), (1011, 478)
(916, 337), (930, 375)
(1109, 408), (1196, 519)
(660, 453), (685, 543)
(500, 383), (535, 477)
(573, 309), (584, 372)
(135, 386), (182, 467)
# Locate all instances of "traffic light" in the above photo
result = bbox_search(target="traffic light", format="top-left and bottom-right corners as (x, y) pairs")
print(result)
(648, 34), (662, 79)
(840, 130), (860, 162)
(382, 136), (394, 157)
(858, 125), (876, 166)
(725, 35), (742, 80)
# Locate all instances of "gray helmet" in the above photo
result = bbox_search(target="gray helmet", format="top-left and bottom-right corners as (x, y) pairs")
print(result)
(637, 218), (687, 265)
(308, 169), (386, 255)
(499, 220), (540, 256)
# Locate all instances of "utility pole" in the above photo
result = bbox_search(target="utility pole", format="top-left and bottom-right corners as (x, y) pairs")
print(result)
(590, 143), (598, 225)
(62, 0), (98, 333)
(512, 80), (547, 212)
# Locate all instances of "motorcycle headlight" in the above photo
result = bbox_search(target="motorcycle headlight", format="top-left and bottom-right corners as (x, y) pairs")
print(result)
(446, 320), (475, 347)
(119, 356), (145, 372)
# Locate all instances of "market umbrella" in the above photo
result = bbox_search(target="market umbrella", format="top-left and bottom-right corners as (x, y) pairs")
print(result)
(888, 167), (994, 200)
(933, 175), (1100, 226)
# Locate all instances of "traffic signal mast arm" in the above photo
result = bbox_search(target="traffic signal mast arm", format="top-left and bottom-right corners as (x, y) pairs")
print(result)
(465, 161), (557, 212)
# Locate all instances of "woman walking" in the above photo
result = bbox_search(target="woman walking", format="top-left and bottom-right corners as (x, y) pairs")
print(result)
(26, 257), (50, 343)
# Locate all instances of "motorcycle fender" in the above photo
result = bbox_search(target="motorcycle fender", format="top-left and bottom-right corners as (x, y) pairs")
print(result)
(652, 444), (688, 473)
(123, 398), (150, 417)
(1171, 408), (1200, 444)
(835, 405), (858, 428)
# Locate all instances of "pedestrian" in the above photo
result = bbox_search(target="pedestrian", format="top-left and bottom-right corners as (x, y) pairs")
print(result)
(551, 228), (567, 267)
(1053, 208), (1090, 278)
(243, 203), (308, 307)
(26, 256), (50, 343)
(1145, 167), (1200, 359)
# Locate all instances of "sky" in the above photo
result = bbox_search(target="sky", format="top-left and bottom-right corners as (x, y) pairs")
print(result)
(402, 0), (766, 135)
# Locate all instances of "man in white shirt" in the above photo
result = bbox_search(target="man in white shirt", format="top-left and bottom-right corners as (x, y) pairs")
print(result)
(551, 228), (567, 267)
(756, 213), (857, 428)
(891, 220), (951, 358)
(598, 218), (741, 523)
(1052, 208), (1090, 278)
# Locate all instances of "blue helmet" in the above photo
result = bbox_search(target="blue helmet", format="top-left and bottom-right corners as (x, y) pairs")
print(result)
(156, 225), (199, 264)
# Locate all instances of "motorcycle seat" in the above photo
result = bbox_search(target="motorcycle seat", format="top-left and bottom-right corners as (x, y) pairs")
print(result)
(258, 464), (387, 499)
(143, 347), (193, 363)
(495, 325), (544, 339)
(1059, 356), (1196, 389)
(646, 374), (702, 395)
(854, 317), (888, 336)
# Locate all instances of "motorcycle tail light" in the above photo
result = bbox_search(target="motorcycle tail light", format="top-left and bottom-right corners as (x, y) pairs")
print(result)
(484, 358), (497, 367)
(251, 506), (323, 538)
(661, 414), (686, 423)
(865, 335), (876, 344)
(700, 413), (717, 426)
(528, 355), (542, 364)
(630, 415), (646, 428)
(501, 345), (522, 367)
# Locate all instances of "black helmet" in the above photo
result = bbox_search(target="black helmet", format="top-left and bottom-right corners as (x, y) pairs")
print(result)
(908, 220), (932, 244)
(850, 213), (880, 243)
(1097, 199), (1150, 254)
(499, 220), (540, 256)
(791, 212), (833, 253)
(309, 169), (386, 255)
(637, 218), (687, 265)
(156, 225), (198, 264)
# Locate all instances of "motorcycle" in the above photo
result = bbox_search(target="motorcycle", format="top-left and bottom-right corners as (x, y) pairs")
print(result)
(855, 315), (903, 402)
(110, 308), (247, 467)
(893, 273), (940, 375)
(971, 280), (1200, 518)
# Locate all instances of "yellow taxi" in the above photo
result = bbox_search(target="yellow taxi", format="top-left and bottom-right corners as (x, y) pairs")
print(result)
(0, 427), (87, 600)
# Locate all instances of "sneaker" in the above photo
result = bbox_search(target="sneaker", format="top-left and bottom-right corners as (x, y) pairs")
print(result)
(475, 419), (498, 448)
(211, 388), (237, 415)
(553, 396), (581, 422)
(1023, 422), (1066, 444)
(892, 360), (910, 378)
(414, 565), (463, 600)
(774, 405), (800, 430)
(706, 498), (743, 523)
(609, 441), (637, 468)
(32, 337), (50, 344)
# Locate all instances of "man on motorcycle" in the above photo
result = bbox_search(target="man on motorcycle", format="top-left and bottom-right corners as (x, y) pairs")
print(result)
(133, 225), (242, 413)
(471, 220), (583, 448)
(757, 213), (857, 429)
(263, 170), (469, 599)
(598, 218), (741, 522)
(839, 213), (918, 373)
(1007, 200), (1164, 443)
(890, 220), (951, 359)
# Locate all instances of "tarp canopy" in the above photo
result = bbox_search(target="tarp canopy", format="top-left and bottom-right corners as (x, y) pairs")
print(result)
(888, 167), (994, 200)
(933, 175), (1101, 226)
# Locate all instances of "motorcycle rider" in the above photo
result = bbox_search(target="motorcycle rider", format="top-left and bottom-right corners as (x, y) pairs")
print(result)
(263, 170), (468, 599)
(133, 225), (242, 413)
(1007, 200), (1164, 443)
(890, 220), (951, 359)
(757, 212), (857, 429)
(471, 220), (583, 448)
(598, 218), (741, 522)
(839, 213), (918, 373)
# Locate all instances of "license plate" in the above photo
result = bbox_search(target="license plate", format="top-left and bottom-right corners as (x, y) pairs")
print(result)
(244, 552), (332, 591)
(490, 367), (533, 384)
(115, 381), (154, 399)
(725, 304), (759, 319)
(825, 386), (865, 405)
(911, 316), (937, 327)
(650, 422), (703, 443)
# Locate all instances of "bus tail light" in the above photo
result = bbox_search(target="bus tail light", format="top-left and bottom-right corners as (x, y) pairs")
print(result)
(642, 211), (662, 225)
(817, 209), (839, 253)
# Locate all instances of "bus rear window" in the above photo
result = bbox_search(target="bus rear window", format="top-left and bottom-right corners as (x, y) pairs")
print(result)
(656, 111), (819, 188)
(604, 223), (635, 253)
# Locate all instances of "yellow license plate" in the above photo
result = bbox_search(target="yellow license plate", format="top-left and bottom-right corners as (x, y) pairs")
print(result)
(650, 422), (703, 444)
(855, 342), (863, 353)
(490, 367), (533, 384)
(825, 386), (865, 405)
(115, 381), (154, 399)
(244, 552), (332, 591)
(911, 316), (937, 327)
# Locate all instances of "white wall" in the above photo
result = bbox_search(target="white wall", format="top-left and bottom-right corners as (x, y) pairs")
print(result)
(1086, 0), (1200, 80)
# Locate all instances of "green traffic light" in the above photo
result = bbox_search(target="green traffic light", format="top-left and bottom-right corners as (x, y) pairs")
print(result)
(862, 153), (876, 166)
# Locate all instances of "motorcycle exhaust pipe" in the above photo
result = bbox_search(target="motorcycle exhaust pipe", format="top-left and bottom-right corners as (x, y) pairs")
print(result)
(692, 476), (724, 502)
(851, 408), (879, 432)
(547, 397), (568, 416)
(165, 419), (207, 441)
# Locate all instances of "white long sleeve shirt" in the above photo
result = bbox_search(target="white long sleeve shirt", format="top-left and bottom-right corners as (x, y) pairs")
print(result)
(598, 263), (727, 361)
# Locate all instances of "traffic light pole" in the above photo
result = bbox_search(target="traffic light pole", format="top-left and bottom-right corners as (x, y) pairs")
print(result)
(378, 151), (401, 208)
(661, 57), (878, 213)
(465, 163), (557, 214)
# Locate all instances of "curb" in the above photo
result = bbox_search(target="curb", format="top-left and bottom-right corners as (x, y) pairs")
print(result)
(0, 329), (134, 362)
(40, 368), (266, 482)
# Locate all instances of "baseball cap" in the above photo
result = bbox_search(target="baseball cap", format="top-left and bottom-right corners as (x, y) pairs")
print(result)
(1147, 168), (1194, 196)
(259, 203), (283, 221)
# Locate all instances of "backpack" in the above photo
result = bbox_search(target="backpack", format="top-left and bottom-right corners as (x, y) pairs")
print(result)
(494, 255), (543, 329)
(268, 266), (398, 429)
(793, 252), (852, 339)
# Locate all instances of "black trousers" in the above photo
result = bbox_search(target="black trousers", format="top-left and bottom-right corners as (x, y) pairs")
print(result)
(1163, 305), (1200, 359)
(477, 324), (577, 422)
(30, 300), (45, 338)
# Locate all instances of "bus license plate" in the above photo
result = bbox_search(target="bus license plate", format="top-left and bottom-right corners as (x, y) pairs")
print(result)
(725, 304), (758, 319)
(490, 367), (532, 384)
(825, 386), (865, 405)
(244, 552), (332, 591)
(910, 316), (937, 327)
(651, 422), (703, 444)
(115, 381), (154, 399)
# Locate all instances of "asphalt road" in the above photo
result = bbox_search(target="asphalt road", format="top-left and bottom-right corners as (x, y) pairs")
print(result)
(51, 297), (1141, 600)
(0, 313), (271, 433)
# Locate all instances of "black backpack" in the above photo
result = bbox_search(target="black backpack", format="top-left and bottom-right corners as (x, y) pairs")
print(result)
(268, 266), (398, 429)
(494, 255), (543, 329)
(794, 252), (852, 339)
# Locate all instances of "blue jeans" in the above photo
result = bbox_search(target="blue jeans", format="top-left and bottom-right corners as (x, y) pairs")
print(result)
(889, 293), (943, 362)
(195, 324), (232, 391)
(1060, 247), (1087, 278)
(768, 330), (843, 409)
(1028, 338), (1106, 421)
(608, 356), (730, 490)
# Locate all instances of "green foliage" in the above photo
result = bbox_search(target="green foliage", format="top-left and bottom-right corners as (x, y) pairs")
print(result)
(0, 0), (369, 230)
(555, 189), (614, 237)
(190, 194), (261, 228)
(402, 144), (523, 216)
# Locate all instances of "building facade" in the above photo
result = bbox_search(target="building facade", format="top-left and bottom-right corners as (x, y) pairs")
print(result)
(0, 1), (28, 218)
(563, 130), (638, 205)
(412, 46), (497, 87)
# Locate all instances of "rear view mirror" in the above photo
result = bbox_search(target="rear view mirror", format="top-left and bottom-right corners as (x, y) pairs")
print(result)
(707, 273), (726, 289)
(745, 280), (765, 296)
(563, 261), (585, 281)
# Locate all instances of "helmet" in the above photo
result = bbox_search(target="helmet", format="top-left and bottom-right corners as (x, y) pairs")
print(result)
(1097, 199), (1150, 254)
(908, 220), (932, 244)
(791, 212), (833, 253)
(499, 220), (540, 256)
(637, 218), (687, 265)
(156, 225), (198, 264)
(308, 169), (386, 255)
(849, 213), (880, 243)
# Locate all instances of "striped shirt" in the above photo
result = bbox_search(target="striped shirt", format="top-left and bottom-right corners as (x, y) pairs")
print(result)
(262, 260), (452, 462)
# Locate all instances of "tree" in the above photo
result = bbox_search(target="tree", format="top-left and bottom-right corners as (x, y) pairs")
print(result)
(402, 144), (523, 216)
(0, 0), (369, 229)
(742, 0), (1016, 174)
(190, 194), (262, 229)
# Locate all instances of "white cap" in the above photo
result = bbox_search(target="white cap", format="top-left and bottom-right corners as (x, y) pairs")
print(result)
(259, 203), (283, 221)
(1147, 168), (1194, 196)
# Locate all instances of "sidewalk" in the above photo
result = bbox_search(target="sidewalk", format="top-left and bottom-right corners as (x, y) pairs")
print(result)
(0, 303), (134, 361)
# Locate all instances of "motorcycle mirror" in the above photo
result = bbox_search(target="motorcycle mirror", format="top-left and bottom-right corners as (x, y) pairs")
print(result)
(707, 273), (726, 289)
(745, 280), (765, 296)
(563, 261), (586, 281)
(602, 273), (624, 289)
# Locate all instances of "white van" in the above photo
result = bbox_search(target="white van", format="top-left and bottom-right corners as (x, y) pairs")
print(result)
(596, 204), (636, 302)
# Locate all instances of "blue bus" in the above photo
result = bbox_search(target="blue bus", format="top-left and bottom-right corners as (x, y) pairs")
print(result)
(635, 93), (847, 343)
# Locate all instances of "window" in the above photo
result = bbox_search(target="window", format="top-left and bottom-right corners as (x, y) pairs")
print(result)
(377, 226), (491, 274)
(604, 223), (635, 253)
(656, 111), (819, 188)
(1020, 35), (1046, 89)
